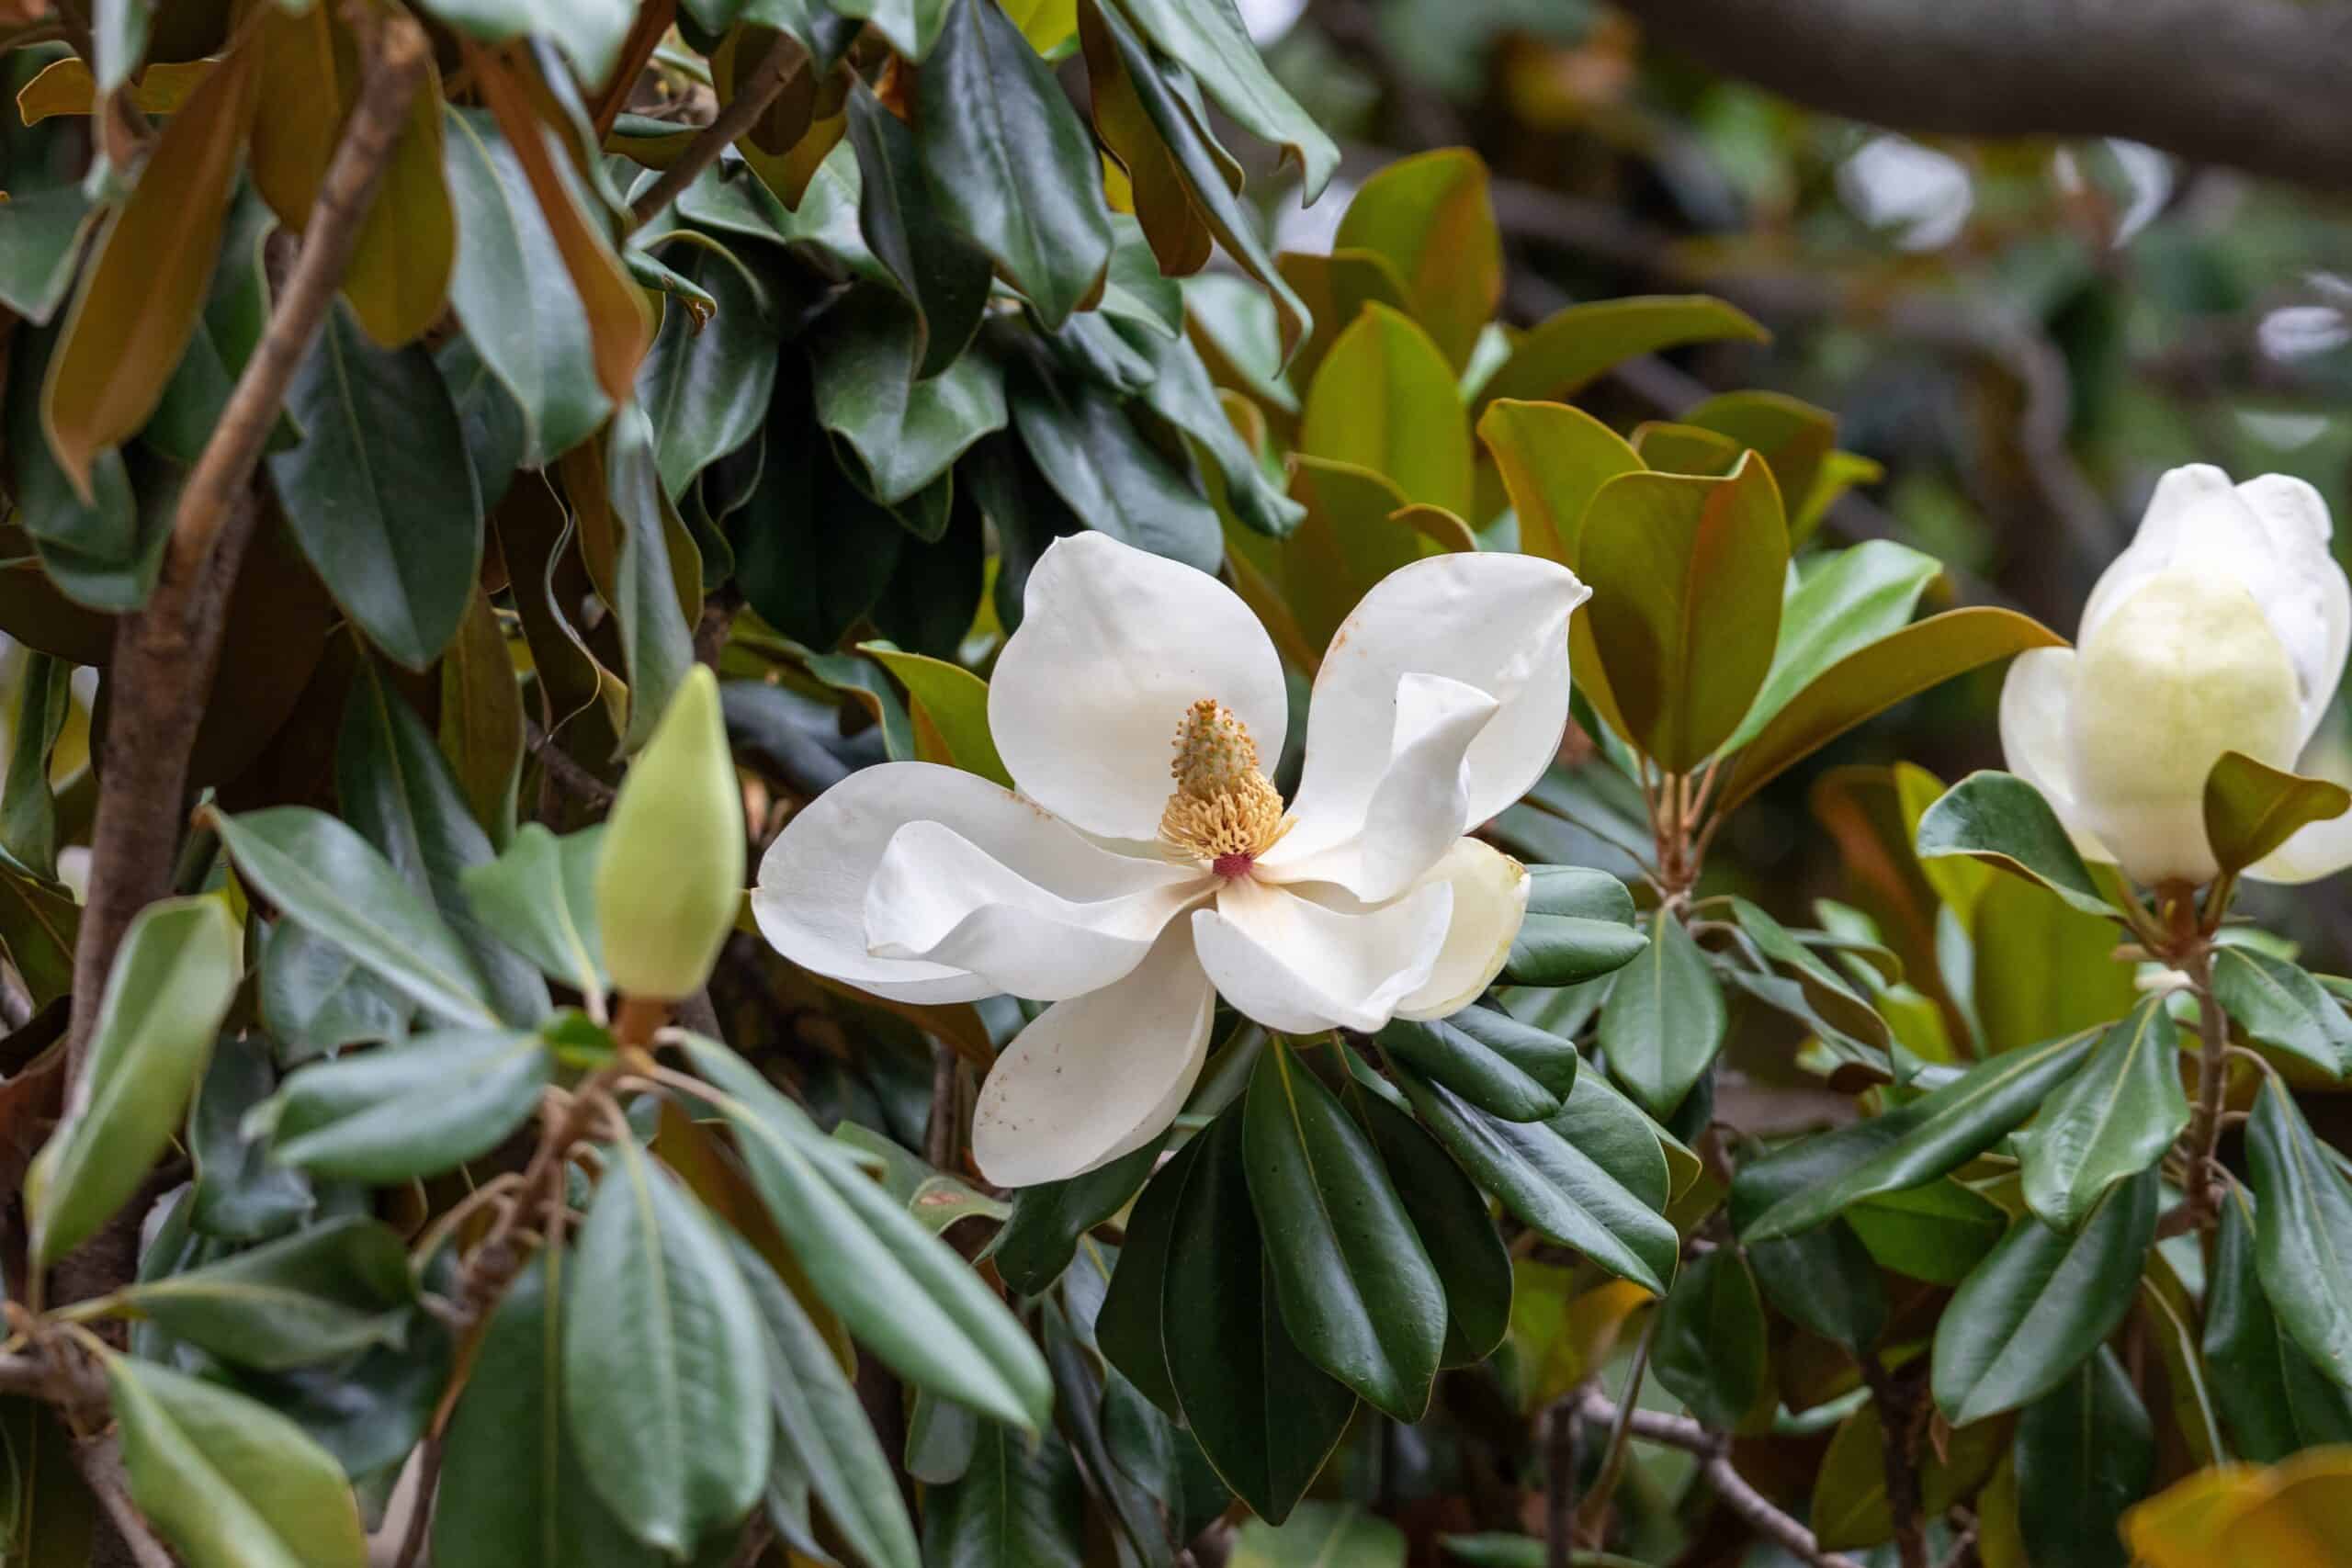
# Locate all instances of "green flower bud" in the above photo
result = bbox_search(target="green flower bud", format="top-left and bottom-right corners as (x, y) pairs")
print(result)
(596, 667), (744, 1001)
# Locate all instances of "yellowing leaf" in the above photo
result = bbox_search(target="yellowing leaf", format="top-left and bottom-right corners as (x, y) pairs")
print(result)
(40, 40), (260, 500)
(1297, 302), (1472, 516)
(16, 56), (210, 124)
(859, 643), (1013, 787)
(1333, 148), (1501, 371)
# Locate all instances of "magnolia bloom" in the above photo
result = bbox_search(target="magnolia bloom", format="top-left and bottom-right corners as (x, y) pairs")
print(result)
(2001, 463), (2351, 886)
(755, 532), (1587, 1186)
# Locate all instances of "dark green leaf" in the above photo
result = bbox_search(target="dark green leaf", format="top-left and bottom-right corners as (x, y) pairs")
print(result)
(6, 319), (141, 574)
(2206, 1182), (2352, 1461)
(270, 1029), (550, 1183)
(1596, 909), (1725, 1120)
(636, 242), (782, 500)
(2014, 1348), (2151, 1568)
(1161, 1107), (1357, 1525)
(1376, 1006), (1577, 1122)
(918, 0), (1113, 327)
(457, 823), (607, 1001)
(438, 335), (528, 512)
(2017, 997), (2188, 1230)
(1651, 1248), (1768, 1429)
(2245, 1077), (2352, 1388)
(2203, 749), (2352, 877)
(118, 1217), (415, 1372)
(1747, 1220), (1887, 1352)
(1131, 312), (1303, 537)
(1396, 1062), (1676, 1294)
(1842, 1179), (2006, 1285)
(844, 79), (990, 379)
(812, 289), (1008, 505)
(732, 389), (905, 651)
(188, 1036), (311, 1242)
(1734, 1029), (2099, 1242)
(0, 651), (68, 881)
(1242, 1042), (1445, 1420)
(565, 1137), (772, 1556)
(269, 302), (482, 670)
(605, 400), (701, 753)
(991, 1133), (1166, 1298)
(2212, 946), (2352, 1078)
(1095, 1135), (1199, 1417)
(259, 920), (413, 1062)
(1352, 1086), (1511, 1367)
(1010, 367), (1223, 574)
(1930, 1168), (2156, 1424)
(0, 184), (96, 324)
(1915, 772), (2116, 919)
(921, 1417), (1087, 1568)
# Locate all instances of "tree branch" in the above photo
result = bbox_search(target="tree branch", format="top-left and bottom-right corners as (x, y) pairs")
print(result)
(1609, 0), (2352, 197)
(1577, 1391), (1867, 1568)
(72, 1432), (175, 1568)
(65, 10), (435, 1075)
(626, 29), (802, 232)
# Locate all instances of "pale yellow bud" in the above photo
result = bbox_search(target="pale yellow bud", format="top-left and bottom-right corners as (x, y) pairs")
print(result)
(596, 667), (745, 1001)
(2068, 570), (2302, 885)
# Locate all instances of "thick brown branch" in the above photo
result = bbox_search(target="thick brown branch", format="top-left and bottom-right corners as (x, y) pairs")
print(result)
(72, 1433), (175, 1568)
(1609, 0), (2352, 197)
(626, 30), (802, 232)
(65, 12), (435, 1076)
(1577, 1391), (1867, 1568)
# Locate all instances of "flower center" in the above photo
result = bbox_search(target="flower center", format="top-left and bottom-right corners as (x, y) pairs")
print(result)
(1159, 698), (1290, 875)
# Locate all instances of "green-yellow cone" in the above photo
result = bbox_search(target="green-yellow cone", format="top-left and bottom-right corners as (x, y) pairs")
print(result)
(596, 667), (744, 1002)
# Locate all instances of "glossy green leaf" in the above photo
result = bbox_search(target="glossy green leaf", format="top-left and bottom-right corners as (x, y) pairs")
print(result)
(338, 661), (549, 1026)
(270, 1029), (550, 1182)
(1352, 1086), (1511, 1367)
(1243, 1042), (1446, 1419)
(1296, 303), (1473, 516)
(188, 1037), (311, 1242)
(269, 301), (481, 670)
(5, 320), (141, 582)
(1132, 306), (1303, 537)
(566, 1136), (772, 1555)
(1161, 1106), (1357, 1525)
(1396, 1062), (1677, 1294)
(433, 1251), (662, 1568)
(676, 1033), (1054, 1428)
(2213, 947), (2352, 1078)
(1734, 1028), (2099, 1242)
(1715, 610), (2068, 818)
(1631, 421), (1740, 477)
(1596, 909), (1726, 1120)
(2018, 997), (2188, 1230)
(918, 0), (1112, 327)
(1915, 771), (2118, 919)
(921, 1417), (1087, 1568)
(1651, 1248), (1768, 1429)
(1333, 149), (1500, 370)
(604, 400), (702, 753)
(1724, 539), (1943, 751)
(215, 807), (500, 1030)
(1747, 1219), (1887, 1351)
(1272, 456), (1421, 650)
(1580, 456), (1786, 770)
(1112, 0), (1336, 196)
(2206, 1182), (2352, 1462)
(636, 243), (781, 501)
(2245, 1077), (2352, 1388)
(118, 1217), (415, 1371)
(829, 0), (950, 56)
(1010, 369), (1222, 574)
(1843, 1179), (2007, 1284)
(860, 643), (1014, 786)
(1969, 874), (2138, 1055)
(1728, 896), (1892, 1053)
(2014, 1348), (2152, 1568)
(732, 1237), (921, 1568)
(259, 920), (413, 1061)
(442, 107), (609, 465)
(1095, 1134), (1200, 1417)
(814, 293), (1008, 506)
(2204, 750), (2352, 877)
(0, 184), (96, 324)
(1679, 389), (1837, 532)
(106, 1354), (367, 1568)
(1376, 1005), (1578, 1122)
(992, 1136), (1165, 1299)
(1474, 295), (1768, 413)
(1275, 247), (1412, 394)
(844, 79), (991, 378)
(458, 824), (607, 1001)
(25, 896), (240, 1266)
(1930, 1168), (2156, 1424)
(0, 855), (78, 1012)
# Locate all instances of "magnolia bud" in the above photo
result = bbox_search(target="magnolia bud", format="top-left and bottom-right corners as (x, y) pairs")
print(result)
(597, 667), (745, 1001)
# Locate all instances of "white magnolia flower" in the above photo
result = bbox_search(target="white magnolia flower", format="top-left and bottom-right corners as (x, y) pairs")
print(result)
(2001, 463), (2351, 886)
(755, 532), (1588, 1187)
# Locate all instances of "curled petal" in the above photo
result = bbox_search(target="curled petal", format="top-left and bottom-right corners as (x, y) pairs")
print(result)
(865, 821), (1206, 1000)
(1261, 672), (1498, 900)
(1395, 838), (1532, 1021)
(989, 532), (1287, 841)
(2237, 473), (2349, 745)
(1193, 876), (1452, 1034)
(1285, 552), (1585, 862)
(752, 761), (1179, 1003)
(1997, 648), (2110, 862)
(970, 921), (1216, 1188)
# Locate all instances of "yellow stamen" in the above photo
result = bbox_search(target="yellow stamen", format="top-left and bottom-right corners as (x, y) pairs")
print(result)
(1159, 698), (1289, 873)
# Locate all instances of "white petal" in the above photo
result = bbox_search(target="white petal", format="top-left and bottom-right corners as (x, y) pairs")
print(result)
(1396, 839), (1532, 1021)
(2248, 813), (2352, 885)
(1193, 876), (1452, 1034)
(1261, 672), (1498, 900)
(1997, 648), (2111, 862)
(1284, 552), (1586, 863)
(2079, 464), (2234, 639)
(865, 820), (1206, 1000)
(752, 761), (1178, 1004)
(988, 532), (1287, 840)
(2236, 474), (2348, 745)
(970, 921), (1216, 1188)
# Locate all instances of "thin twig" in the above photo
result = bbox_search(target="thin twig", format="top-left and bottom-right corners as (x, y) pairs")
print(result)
(1576, 1391), (1868, 1568)
(626, 30), (801, 232)
(2180, 941), (2230, 1234)
(1573, 1312), (1658, 1541)
(390, 1435), (443, 1568)
(71, 1433), (175, 1568)
(1860, 1354), (1931, 1568)
(525, 716), (618, 809)
(1544, 1395), (1581, 1568)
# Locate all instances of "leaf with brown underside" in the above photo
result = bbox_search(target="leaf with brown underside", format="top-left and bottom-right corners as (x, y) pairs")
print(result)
(2205, 750), (2352, 877)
